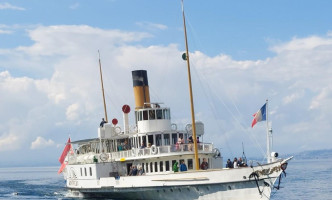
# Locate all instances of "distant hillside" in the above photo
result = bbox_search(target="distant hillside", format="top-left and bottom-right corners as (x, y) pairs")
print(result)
(282, 149), (332, 160)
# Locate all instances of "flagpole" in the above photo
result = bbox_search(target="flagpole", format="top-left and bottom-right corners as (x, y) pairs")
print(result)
(266, 99), (270, 163)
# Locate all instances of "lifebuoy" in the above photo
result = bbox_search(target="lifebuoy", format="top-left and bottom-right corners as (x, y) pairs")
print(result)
(185, 124), (192, 132)
(99, 153), (108, 162)
(115, 126), (121, 134)
(213, 148), (221, 158)
(151, 145), (157, 154)
(171, 123), (177, 131)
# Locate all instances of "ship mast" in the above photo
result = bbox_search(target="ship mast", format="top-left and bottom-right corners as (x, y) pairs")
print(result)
(181, 0), (199, 170)
(98, 50), (108, 122)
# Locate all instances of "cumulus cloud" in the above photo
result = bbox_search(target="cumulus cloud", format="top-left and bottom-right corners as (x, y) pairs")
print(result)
(0, 25), (332, 165)
(31, 136), (55, 149)
(0, 2), (25, 10)
(136, 22), (168, 30)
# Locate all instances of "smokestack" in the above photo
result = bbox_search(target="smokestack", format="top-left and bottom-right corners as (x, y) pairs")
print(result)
(132, 70), (150, 110)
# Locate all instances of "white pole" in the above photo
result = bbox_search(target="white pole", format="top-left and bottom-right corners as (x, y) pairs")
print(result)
(266, 99), (270, 163)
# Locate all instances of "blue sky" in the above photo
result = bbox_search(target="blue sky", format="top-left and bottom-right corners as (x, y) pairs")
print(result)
(1, 0), (332, 166)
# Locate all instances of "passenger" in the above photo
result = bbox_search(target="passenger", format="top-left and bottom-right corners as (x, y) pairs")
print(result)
(226, 159), (233, 168)
(180, 161), (187, 172)
(140, 142), (145, 149)
(176, 136), (184, 151)
(188, 135), (194, 151)
(100, 118), (107, 127)
(233, 157), (238, 168)
(196, 137), (200, 143)
(123, 140), (129, 150)
(147, 143), (152, 148)
(200, 158), (208, 170)
(237, 157), (243, 167)
(173, 161), (179, 172)
(138, 167), (145, 175)
(128, 166), (133, 176)
(132, 165), (138, 176)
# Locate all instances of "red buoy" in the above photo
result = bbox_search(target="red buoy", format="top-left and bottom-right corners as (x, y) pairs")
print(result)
(122, 105), (131, 114)
(112, 118), (118, 126)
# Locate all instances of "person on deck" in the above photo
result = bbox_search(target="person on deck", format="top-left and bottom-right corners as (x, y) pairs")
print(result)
(180, 161), (187, 172)
(100, 118), (107, 127)
(173, 161), (179, 172)
(233, 157), (238, 168)
(200, 158), (208, 170)
(226, 159), (233, 168)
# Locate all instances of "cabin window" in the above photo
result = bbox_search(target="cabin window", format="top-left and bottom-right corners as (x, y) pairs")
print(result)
(156, 134), (162, 146)
(149, 110), (156, 120)
(163, 109), (170, 119)
(84, 168), (87, 176)
(154, 162), (158, 172)
(188, 159), (193, 170)
(143, 110), (148, 120)
(164, 134), (170, 145)
(171, 133), (177, 145)
(146, 163), (149, 173)
(90, 167), (92, 176)
(156, 109), (163, 119)
(150, 162), (153, 172)
(160, 161), (163, 172)
(80, 168), (82, 176)
(165, 161), (170, 171)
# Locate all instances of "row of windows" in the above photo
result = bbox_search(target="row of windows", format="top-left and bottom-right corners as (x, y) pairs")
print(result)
(135, 109), (171, 122)
(135, 159), (199, 174)
(80, 167), (93, 177)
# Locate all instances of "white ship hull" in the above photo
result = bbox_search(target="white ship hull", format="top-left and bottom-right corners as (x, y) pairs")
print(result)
(66, 158), (290, 200)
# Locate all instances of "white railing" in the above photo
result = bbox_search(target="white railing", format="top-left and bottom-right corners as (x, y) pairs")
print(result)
(68, 143), (213, 164)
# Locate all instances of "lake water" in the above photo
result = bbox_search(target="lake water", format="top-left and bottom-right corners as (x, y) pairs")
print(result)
(0, 158), (331, 199)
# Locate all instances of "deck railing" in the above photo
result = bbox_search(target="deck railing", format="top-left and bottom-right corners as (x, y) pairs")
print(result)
(69, 143), (213, 164)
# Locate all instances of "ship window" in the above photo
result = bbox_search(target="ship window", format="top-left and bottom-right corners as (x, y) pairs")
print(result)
(163, 134), (170, 145)
(149, 110), (156, 120)
(150, 162), (153, 172)
(163, 109), (169, 119)
(143, 110), (148, 120)
(155, 162), (158, 172)
(146, 163), (149, 173)
(165, 161), (170, 171)
(80, 168), (82, 176)
(84, 168), (87, 176)
(156, 109), (163, 119)
(160, 161), (163, 172)
(89, 167), (92, 176)
(137, 111), (141, 121)
(188, 159), (193, 170)
(156, 134), (162, 146)
(171, 133), (177, 145)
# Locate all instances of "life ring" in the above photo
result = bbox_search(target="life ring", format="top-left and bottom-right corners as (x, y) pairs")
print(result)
(281, 163), (288, 171)
(185, 124), (192, 132)
(171, 123), (177, 131)
(213, 148), (221, 158)
(99, 153), (109, 162)
(151, 145), (158, 154)
(131, 148), (136, 156)
(115, 126), (122, 134)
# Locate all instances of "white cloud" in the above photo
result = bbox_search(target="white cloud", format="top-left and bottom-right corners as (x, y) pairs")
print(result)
(0, 29), (12, 34)
(69, 3), (80, 9)
(1, 25), (332, 165)
(31, 136), (55, 149)
(0, 2), (25, 10)
(0, 133), (20, 152)
(136, 22), (168, 30)
(66, 103), (80, 121)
